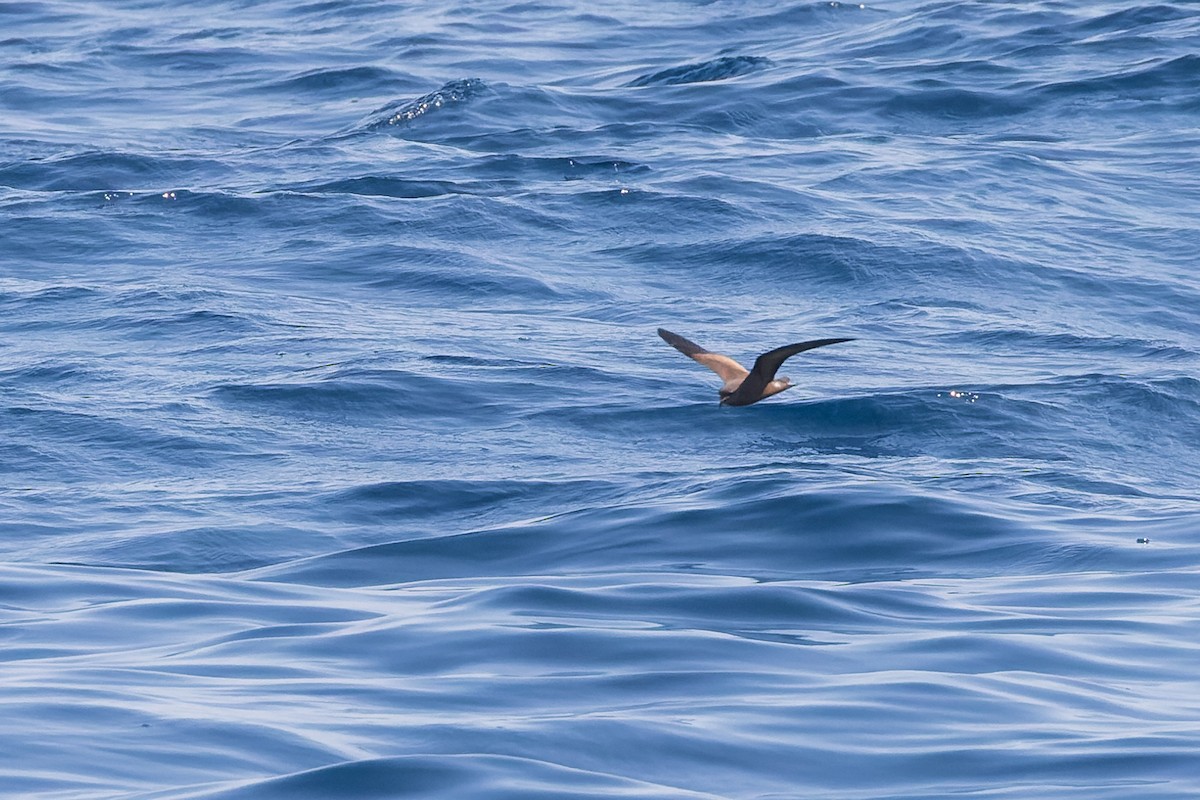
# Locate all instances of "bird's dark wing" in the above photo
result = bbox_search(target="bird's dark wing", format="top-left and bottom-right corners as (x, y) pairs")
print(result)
(752, 338), (855, 381)
(733, 338), (855, 401)
(657, 328), (748, 383)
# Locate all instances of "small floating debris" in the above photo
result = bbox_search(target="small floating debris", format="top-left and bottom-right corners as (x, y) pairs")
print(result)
(1137, 538), (1151, 544)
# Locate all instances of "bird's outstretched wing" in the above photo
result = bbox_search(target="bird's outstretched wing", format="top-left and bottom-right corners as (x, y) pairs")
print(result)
(731, 338), (855, 403)
(657, 328), (748, 384)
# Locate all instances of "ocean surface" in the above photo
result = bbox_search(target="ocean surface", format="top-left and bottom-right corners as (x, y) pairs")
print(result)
(3, 1), (1200, 797)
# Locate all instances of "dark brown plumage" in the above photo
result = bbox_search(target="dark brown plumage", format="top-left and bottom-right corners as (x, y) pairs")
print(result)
(658, 328), (853, 406)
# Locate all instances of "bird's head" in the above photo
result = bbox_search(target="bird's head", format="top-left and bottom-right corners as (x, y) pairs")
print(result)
(771, 377), (795, 396)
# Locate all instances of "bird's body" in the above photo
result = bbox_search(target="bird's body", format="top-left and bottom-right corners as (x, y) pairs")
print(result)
(657, 328), (853, 406)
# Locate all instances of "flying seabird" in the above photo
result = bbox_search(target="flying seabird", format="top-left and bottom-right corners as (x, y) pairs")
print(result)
(657, 328), (854, 406)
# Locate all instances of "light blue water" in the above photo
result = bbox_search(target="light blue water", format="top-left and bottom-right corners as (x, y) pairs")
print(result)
(3, 1), (1200, 797)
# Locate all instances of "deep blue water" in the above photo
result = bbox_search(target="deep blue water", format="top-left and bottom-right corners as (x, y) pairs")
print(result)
(3, 1), (1200, 797)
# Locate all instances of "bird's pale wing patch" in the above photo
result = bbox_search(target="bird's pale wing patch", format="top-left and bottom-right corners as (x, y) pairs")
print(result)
(658, 328), (748, 383)
(693, 352), (749, 383)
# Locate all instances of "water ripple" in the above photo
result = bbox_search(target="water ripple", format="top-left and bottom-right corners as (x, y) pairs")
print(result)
(628, 56), (774, 88)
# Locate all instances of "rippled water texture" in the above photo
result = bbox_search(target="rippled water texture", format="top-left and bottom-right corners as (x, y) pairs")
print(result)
(3, 1), (1200, 798)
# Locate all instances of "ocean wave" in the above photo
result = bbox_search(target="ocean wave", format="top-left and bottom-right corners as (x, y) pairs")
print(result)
(258, 65), (397, 94)
(1034, 53), (1200, 104)
(627, 56), (774, 88)
(145, 754), (723, 799)
(252, 476), (1153, 589)
(1075, 4), (1195, 34)
(210, 370), (509, 422)
(295, 176), (488, 198)
(0, 149), (221, 192)
(325, 477), (619, 525)
(364, 77), (488, 130)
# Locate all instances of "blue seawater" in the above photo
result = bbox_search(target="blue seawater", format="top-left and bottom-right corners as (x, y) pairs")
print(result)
(3, 1), (1200, 797)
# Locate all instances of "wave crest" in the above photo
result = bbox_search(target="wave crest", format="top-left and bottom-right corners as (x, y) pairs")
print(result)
(628, 55), (773, 87)
(365, 77), (487, 129)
